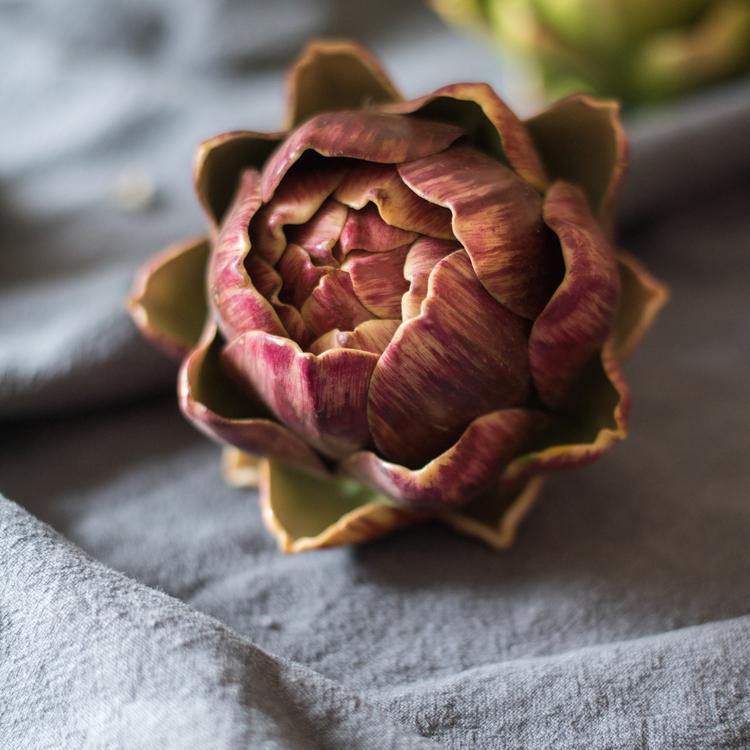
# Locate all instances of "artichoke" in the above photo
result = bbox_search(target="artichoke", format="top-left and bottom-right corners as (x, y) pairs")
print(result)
(129, 41), (666, 552)
(433, 0), (750, 106)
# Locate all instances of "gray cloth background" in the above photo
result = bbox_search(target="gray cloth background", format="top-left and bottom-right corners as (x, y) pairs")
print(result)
(2, 1), (750, 748)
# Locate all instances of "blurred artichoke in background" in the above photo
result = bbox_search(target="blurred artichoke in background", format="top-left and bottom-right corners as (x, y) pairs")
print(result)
(129, 41), (666, 552)
(433, 0), (750, 106)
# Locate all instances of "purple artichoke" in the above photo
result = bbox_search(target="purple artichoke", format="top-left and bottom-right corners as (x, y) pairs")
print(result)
(129, 41), (667, 552)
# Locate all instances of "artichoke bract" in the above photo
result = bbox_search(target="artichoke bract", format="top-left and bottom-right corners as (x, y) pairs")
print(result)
(129, 41), (667, 552)
(433, 0), (750, 106)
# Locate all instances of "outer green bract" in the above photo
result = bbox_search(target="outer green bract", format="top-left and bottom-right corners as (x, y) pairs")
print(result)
(128, 41), (667, 552)
(433, 0), (750, 106)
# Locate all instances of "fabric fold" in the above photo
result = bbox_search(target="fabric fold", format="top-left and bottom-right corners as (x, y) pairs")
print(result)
(0, 497), (441, 750)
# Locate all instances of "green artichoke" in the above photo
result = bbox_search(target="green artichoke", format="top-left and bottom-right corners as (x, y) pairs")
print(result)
(129, 41), (666, 552)
(433, 0), (750, 106)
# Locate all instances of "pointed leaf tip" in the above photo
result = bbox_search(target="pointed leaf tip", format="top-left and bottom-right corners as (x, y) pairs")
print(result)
(128, 236), (210, 360)
(440, 478), (545, 550)
(194, 131), (282, 228)
(526, 95), (627, 228)
(611, 251), (669, 361)
(285, 40), (402, 128)
(260, 460), (425, 553)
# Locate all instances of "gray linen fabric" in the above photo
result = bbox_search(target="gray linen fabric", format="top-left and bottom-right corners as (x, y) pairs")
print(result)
(2, 1), (750, 748)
